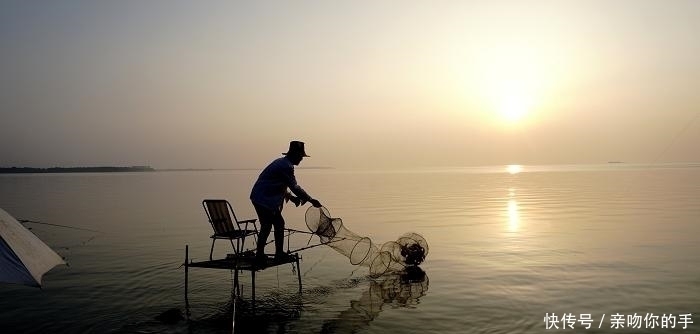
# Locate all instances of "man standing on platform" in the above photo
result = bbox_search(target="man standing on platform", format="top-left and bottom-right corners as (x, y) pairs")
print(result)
(250, 141), (322, 263)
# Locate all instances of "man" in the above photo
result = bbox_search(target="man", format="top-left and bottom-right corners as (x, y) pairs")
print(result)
(250, 141), (322, 262)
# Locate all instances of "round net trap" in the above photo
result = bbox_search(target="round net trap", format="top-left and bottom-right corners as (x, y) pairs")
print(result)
(305, 207), (429, 277)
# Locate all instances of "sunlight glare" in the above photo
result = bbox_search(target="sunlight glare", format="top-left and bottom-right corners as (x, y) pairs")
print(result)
(507, 164), (523, 174)
(495, 81), (535, 123)
(466, 40), (560, 127)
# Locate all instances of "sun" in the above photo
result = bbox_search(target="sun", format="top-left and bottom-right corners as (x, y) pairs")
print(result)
(495, 84), (535, 123)
(467, 41), (553, 126)
(486, 66), (540, 124)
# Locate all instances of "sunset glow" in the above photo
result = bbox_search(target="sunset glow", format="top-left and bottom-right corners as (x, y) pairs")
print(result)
(507, 165), (523, 174)
(467, 39), (557, 128)
(1, 1), (699, 169)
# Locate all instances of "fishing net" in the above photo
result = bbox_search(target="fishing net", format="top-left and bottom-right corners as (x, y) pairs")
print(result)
(305, 207), (429, 277)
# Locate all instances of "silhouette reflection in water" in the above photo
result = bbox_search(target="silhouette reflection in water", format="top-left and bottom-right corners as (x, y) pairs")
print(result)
(169, 267), (427, 333)
(321, 267), (429, 334)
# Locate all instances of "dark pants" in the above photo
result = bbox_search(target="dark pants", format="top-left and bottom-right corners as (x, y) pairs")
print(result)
(253, 203), (285, 256)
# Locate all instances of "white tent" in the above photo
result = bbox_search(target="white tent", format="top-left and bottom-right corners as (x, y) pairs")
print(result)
(0, 208), (65, 287)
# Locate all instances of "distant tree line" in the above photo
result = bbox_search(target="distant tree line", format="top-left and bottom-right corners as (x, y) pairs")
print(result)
(0, 166), (155, 173)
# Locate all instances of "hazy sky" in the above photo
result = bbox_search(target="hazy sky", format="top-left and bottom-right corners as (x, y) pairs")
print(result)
(2, 1), (699, 169)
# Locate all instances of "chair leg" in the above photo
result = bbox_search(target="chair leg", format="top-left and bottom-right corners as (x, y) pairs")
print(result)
(210, 239), (216, 260)
(229, 239), (236, 255)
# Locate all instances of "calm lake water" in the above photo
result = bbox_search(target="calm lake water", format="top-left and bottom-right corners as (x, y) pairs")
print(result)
(1, 164), (699, 333)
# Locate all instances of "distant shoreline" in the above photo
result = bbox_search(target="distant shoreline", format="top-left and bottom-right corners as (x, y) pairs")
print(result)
(158, 166), (334, 171)
(0, 166), (334, 174)
(0, 166), (155, 174)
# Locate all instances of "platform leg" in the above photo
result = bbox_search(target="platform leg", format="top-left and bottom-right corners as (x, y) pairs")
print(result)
(251, 270), (256, 307)
(233, 269), (239, 296)
(296, 256), (302, 293)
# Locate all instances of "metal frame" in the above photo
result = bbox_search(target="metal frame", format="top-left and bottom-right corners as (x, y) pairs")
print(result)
(184, 245), (302, 307)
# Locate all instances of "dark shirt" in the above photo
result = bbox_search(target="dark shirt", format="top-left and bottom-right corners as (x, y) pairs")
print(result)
(250, 157), (312, 211)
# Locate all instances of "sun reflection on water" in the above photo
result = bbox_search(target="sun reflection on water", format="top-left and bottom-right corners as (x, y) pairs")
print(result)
(507, 187), (520, 232)
(507, 199), (520, 232)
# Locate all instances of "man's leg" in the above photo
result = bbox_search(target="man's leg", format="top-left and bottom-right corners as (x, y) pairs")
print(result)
(272, 214), (285, 255)
(253, 204), (273, 259)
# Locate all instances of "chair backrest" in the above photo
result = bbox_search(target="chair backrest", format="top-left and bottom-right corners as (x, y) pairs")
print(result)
(203, 199), (239, 235)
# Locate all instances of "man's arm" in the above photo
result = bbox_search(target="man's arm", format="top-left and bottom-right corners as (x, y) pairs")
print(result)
(280, 164), (312, 200)
(281, 165), (321, 207)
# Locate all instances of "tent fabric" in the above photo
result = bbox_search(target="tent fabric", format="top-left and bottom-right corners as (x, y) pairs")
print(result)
(0, 237), (38, 286)
(0, 208), (65, 287)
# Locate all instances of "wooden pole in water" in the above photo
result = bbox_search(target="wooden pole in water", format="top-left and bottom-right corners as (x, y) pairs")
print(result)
(185, 245), (189, 310)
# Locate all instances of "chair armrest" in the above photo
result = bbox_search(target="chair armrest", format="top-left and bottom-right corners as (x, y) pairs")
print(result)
(237, 219), (258, 231)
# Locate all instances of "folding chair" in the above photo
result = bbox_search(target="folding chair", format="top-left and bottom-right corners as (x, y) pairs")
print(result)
(202, 199), (258, 260)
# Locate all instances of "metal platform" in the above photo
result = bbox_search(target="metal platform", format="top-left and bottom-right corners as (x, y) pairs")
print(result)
(183, 245), (302, 305)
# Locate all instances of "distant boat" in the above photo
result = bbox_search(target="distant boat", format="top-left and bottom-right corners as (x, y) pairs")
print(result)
(607, 161), (624, 164)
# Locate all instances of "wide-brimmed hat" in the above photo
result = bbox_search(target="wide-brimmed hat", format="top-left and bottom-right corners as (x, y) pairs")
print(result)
(282, 141), (310, 157)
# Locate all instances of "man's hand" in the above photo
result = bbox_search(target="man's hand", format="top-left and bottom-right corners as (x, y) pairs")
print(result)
(309, 199), (322, 208)
(285, 193), (301, 207)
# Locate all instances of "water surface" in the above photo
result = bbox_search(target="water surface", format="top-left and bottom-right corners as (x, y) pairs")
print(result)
(1, 164), (698, 333)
